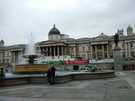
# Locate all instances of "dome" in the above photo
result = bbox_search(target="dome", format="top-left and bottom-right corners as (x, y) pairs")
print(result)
(48, 24), (61, 35)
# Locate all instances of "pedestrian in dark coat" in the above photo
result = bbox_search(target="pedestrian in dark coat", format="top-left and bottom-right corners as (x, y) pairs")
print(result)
(47, 68), (52, 84)
(50, 66), (56, 84)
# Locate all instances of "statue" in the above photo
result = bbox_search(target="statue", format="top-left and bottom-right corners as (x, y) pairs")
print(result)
(114, 33), (119, 47)
(113, 33), (122, 70)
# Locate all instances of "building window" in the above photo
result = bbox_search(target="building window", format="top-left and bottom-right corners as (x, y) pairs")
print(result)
(81, 54), (86, 58)
(82, 47), (85, 51)
(110, 51), (113, 58)
(5, 51), (8, 57)
(122, 43), (124, 48)
(104, 45), (107, 51)
(123, 53), (125, 58)
(88, 53), (91, 59)
(88, 47), (91, 51)
(92, 54), (96, 59)
(131, 51), (135, 57)
(105, 53), (107, 58)
(130, 43), (133, 48)
(71, 47), (74, 52)
(97, 45), (101, 49)
(92, 46), (95, 52)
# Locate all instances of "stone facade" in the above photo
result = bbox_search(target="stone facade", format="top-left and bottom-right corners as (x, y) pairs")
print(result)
(0, 25), (135, 70)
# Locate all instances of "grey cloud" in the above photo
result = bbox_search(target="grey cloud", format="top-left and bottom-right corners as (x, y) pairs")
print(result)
(0, 0), (135, 45)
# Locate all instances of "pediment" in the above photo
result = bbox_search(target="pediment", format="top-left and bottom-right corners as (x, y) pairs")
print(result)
(94, 33), (109, 41)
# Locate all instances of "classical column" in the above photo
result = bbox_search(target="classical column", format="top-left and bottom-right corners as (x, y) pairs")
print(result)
(66, 47), (70, 56)
(15, 51), (18, 64)
(50, 47), (52, 56)
(53, 47), (56, 56)
(91, 45), (93, 59)
(61, 46), (64, 56)
(127, 43), (129, 57)
(90, 45), (92, 59)
(95, 45), (97, 59)
(107, 44), (110, 58)
(63, 47), (65, 55)
(55, 46), (57, 56)
(107, 45), (109, 58)
(40, 47), (42, 54)
(102, 45), (105, 59)
(12, 52), (15, 63)
(14, 52), (16, 63)
(125, 43), (128, 57)
(52, 46), (54, 56)
(59, 46), (62, 56)
(57, 46), (59, 56)
(129, 42), (131, 57)
(47, 47), (50, 56)
(64, 46), (66, 55)
(44, 47), (46, 56)
(46, 47), (48, 56)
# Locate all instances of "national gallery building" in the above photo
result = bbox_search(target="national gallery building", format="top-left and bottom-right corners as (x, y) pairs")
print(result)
(0, 25), (135, 71)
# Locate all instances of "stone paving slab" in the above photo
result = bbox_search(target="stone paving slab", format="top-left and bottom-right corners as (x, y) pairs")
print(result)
(0, 96), (92, 101)
(0, 72), (135, 101)
(103, 80), (135, 101)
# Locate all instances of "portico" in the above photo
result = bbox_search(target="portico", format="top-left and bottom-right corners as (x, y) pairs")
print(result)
(91, 42), (109, 60)
(40, 45), (67, 56)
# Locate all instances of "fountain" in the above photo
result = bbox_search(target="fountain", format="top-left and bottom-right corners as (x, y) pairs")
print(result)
(15, 33), (48, 74)
(23, 33), (39, 64)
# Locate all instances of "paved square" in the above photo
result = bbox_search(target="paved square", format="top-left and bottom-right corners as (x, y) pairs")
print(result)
(0, 71), (135, 101)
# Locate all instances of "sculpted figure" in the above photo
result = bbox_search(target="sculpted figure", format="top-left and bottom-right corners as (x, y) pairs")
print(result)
(114, 33), (119, 47)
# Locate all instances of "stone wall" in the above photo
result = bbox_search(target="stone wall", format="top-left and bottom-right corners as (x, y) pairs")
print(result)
(0, 71), (115, 87)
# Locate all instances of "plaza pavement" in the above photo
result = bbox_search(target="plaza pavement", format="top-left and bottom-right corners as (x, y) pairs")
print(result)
(0, 71), (135, 101)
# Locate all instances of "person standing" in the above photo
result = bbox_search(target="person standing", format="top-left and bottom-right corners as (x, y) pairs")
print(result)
(47, 68), (52, 84)
(0, 68), (5, 80)
(50, 66), (56, 84)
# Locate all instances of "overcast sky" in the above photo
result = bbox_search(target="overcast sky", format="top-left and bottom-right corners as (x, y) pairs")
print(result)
(0, 0), (135, 45)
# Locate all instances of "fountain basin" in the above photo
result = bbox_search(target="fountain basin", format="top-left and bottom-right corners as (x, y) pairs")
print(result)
(0, 71), (115, 87)
(15, 64), (48, 74)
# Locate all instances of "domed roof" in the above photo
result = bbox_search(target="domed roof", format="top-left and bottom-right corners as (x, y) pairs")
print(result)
(48, 24), (61, 35)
